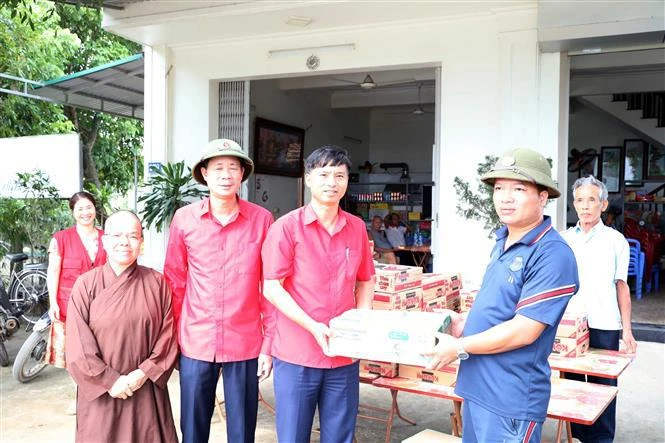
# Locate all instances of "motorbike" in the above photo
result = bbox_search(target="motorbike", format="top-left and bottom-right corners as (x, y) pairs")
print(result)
(0, 278), (21, 367)
(13, 312), (51, 382)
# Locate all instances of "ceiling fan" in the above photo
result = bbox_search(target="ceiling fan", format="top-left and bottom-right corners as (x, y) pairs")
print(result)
(331, 73), (416, 91)
(387, 83), (434, 115)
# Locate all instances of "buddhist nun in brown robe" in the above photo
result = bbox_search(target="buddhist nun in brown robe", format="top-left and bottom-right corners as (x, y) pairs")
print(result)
(66, 210), (178, 442)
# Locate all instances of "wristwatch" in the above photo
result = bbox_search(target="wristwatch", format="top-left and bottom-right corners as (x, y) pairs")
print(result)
(456, 338), (469, 361)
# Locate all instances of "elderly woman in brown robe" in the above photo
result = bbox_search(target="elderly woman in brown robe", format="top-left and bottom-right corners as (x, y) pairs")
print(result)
(65, 210), (178, 442)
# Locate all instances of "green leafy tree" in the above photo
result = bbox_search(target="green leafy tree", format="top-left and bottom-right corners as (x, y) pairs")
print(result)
(453, 155), (501, 237)
(8, 170), (70, 260)
(0, 0), (143, 196)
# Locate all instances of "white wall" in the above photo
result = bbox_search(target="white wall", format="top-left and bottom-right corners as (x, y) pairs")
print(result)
(142, 6), (565, 287)
(368, 109), (434, 175)
(0, 133), (81, 198)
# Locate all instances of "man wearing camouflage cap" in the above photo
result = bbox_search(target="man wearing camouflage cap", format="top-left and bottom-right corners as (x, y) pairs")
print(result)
(164, 139), (276, 443)
(425, 148), (579, 442)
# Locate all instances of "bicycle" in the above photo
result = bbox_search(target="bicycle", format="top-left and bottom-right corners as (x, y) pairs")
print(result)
(0, 253), (49, 326)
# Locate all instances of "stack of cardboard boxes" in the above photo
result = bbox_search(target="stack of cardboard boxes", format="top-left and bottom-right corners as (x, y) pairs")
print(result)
(552, 310), (590, 357)
(373, 263), (423, 311)
(421, 273), (462, 313)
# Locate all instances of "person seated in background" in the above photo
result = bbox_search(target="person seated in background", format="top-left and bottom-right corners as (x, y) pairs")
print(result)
(385, 212), (415, 266)
(368, 215), (397, 264)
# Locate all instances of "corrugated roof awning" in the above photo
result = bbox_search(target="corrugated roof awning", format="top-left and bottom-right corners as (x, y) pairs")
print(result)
(31, 53), (144, 120)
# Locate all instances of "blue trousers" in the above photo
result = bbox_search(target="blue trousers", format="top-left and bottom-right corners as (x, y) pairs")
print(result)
(273, 358), (359, 443)
(179, 355), (259, 443)
(564, 328), (620, 443)
(461, 399), (543, 443)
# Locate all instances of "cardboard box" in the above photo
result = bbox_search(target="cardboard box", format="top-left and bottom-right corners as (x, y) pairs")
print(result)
(328, 309), (451, 366)
(552, 332), (590, 357)
(556, 311), (589, 338)
(399, 363), (459, 387)
(374, 288), (423, 311)
(422, 273), (463, 302)
(423, 291), (460, 313)
(459, 290), (479, 313)
(359, 359), (399, 378)
(374, 263), (423, 293)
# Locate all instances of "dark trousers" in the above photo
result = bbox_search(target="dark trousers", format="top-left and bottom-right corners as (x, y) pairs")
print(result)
(273, 358), (359, 443)
(564, 328), (620, 443)
(179, 355), (259, 443)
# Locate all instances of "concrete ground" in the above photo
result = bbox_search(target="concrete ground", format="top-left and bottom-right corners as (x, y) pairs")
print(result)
(0, 330), (663, 442)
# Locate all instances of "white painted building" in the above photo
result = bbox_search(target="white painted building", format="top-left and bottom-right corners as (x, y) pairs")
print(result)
(98, 1), (665, 283)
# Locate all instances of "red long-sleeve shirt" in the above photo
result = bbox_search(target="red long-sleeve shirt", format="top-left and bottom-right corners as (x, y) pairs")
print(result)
(164, 197), (275, 362)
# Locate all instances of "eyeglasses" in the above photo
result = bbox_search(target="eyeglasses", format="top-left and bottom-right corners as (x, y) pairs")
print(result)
(104, 233), (141, 242)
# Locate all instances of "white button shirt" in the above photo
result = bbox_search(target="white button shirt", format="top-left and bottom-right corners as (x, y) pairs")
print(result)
(561, 220), (629, 330)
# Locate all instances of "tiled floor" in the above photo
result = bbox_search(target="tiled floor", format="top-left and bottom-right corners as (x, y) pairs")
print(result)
(632, 287), (665, 325)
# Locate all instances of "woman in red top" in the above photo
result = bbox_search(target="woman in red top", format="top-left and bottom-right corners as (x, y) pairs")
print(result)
(47, 191), (107, 344)
(46, 191), (107, 415)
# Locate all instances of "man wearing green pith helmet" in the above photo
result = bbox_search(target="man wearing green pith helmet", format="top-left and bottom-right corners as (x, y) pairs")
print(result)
(424, 148), (579, 442)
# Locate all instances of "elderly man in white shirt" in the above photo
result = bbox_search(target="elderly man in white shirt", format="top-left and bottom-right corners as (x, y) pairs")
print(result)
(561, 175), (637, 443)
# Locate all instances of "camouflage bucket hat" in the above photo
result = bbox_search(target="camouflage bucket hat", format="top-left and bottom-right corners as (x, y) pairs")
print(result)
(192, 138), (254, 184)
(481, 148), (560, 198)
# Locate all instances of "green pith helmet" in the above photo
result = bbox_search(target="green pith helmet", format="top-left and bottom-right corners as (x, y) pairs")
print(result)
(192, 138), (255, 184)
(481, 148), (560, 198)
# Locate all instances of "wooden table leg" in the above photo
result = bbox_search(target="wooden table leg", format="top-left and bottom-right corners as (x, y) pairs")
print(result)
(384, 389), (398, 443)
(555, 419), (564, 442)
(565, 421), (573, 443)
(453, 400), (463, 437)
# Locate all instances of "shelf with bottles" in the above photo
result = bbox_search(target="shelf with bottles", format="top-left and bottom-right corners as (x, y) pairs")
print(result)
(351, 191), (408, 203)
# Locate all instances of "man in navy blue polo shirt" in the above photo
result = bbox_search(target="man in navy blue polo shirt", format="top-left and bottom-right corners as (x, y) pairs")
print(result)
(425, 148), (579, 442)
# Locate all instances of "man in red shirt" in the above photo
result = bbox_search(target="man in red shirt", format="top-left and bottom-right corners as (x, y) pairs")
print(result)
(262, 146), (375, 443)
(164, 139), (275, 443)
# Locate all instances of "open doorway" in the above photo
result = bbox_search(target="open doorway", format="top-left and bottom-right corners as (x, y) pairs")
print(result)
(567, 47), (665, 330)
(240, 66), (439, 270)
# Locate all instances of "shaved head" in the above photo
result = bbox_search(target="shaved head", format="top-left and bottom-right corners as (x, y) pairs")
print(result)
(104, 210), (143, 236)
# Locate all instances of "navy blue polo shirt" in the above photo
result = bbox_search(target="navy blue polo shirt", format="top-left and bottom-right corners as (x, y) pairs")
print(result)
(455, 216), (579, 422)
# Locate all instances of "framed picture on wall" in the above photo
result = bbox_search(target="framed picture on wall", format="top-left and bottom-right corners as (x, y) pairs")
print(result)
(623, 139), (646, 186)
(254, 117), (305, 177)
(599, 146), (622, 193)
(647, 144), (665, 179)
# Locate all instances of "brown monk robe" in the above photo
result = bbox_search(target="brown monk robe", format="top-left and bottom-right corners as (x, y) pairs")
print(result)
(66, 211), (178, 443)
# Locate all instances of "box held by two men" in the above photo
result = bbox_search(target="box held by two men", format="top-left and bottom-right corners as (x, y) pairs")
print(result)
(373, 288), (423, 311)
(399, 361), (459, 387)
(328, 309), (451, 367)
(359, 359), (399, 378)
(374, 263), (423, 293)
(552, 331), (590, 357)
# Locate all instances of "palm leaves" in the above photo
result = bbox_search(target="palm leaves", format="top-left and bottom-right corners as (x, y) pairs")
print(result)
(138, 161), (207, 232)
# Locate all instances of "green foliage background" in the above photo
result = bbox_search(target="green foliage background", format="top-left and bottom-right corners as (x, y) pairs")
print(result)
(0, 0), (144, 197)
(452, 155), (502, 237)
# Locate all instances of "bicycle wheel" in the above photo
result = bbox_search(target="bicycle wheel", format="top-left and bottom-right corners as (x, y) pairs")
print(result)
(8, 269), (49, 325)
(12, 327), (49, 382)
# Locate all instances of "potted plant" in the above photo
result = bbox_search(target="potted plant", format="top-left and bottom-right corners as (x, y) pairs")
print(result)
(138, 161), (207, 232)
(453, 155), (501, 237)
